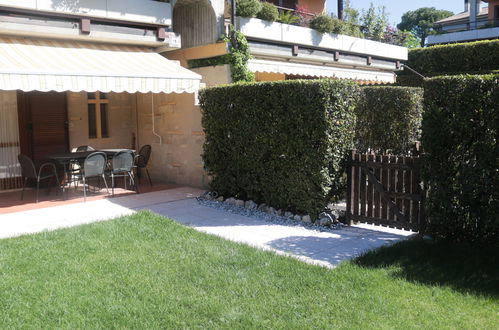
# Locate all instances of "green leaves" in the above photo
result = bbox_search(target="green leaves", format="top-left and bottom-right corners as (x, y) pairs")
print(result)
(277, 10), (301, 25)
(256, 2), (279, 22)
(422, 74), (499, 243)
(355, 86), (423, 154)
(404, 39), (499, 77)
(200, 80), (360, 218)
(235, 0), (262, 18)
(228, 29), (254, 82)
(397, 7), (454, 46)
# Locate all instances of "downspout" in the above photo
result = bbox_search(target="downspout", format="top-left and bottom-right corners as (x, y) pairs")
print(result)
(231, 0), (236, 27)
(150, 92), (162, 145)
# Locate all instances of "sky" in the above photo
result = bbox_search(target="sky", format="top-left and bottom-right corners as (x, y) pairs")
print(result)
(326, 0), (480, 26)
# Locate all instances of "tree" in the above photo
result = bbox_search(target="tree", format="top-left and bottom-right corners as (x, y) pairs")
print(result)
(340, 0), (363, 38)
(397, 7), (453, 47)
(384, 26), (421, 48)
(361, 2), (388, 41)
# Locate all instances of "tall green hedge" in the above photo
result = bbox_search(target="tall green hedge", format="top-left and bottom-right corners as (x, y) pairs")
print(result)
(355, 86), (423, 154)
(403, 39), (499, 77)
(200, 80), (360, 217)
(422, 74), (499, 243)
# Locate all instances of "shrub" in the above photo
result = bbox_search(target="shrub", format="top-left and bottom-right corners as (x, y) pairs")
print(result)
(277, 10), (301, 25)
(200, 80), (360, 218)
(257, 2), (278, 22)
(402, 39), (499, 77)
(310, 14), (334, 33)
(309, 15), (343, 34)
(236, 0), (262, 18)
(422, 74), (499, 243)
(395, 75), (424, 87)
(355, 86), (423, 154)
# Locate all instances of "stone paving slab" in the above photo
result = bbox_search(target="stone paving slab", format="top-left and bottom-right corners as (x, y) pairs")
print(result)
(0, 187), (415, 268)
(139, 198), (415, 268)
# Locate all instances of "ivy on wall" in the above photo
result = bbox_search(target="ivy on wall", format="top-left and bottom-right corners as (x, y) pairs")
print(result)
(188, 28), (254, 83)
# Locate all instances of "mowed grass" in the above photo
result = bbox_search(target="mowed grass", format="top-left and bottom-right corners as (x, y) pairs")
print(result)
(0, 211), (497, 328)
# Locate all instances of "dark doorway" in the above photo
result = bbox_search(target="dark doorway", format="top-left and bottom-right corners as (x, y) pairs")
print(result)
(17, 91), (69, 167)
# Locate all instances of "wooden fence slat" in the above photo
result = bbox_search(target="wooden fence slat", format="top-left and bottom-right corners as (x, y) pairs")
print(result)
(381, 155), (389, 220)
(404, 156), (413, 226)
(353, 152), (360, 218)
(360, 154), (367, 217)
(412, 157), (421, 228)
(374, 154), (381, 219)
(367, 154), (374, 217)
(388, 155), (397, 221)
(396, 156), (404, 225)
(346, 150), (354, 222)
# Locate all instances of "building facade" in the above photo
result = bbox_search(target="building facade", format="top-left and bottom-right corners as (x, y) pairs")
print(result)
(165, 0), (407, 86)
(0, 0), (207, 191)
(427, 0), (499, 45)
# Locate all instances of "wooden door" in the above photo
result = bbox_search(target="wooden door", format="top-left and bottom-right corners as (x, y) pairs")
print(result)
(17, 91), (69, 167)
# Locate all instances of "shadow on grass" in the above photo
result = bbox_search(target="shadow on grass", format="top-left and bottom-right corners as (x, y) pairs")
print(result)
(353, 239), (499, 297)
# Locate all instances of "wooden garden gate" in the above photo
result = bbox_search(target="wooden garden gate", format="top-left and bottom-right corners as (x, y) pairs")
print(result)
(345, 148), (425, 231)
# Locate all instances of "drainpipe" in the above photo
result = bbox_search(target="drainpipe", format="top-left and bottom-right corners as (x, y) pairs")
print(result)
(150, 93), (162, 145)
(231, 0), (236, 27)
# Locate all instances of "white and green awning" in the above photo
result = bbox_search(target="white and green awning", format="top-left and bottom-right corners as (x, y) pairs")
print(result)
(248, 59), (395, 83)
(0, 36), (201, 93)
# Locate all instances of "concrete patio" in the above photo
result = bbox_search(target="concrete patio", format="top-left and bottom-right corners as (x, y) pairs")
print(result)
(0, 187), (414, 268)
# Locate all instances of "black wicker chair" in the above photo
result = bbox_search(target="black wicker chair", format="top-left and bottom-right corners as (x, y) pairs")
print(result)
(74, 151), (109, 201)
(18, 154), (60, 203)
(109, 150), (137, 196)
(134, 145), (152, 186)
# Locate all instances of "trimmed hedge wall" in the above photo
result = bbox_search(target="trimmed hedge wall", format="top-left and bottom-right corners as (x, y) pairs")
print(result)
(200, 80), (360, 217)
(403, 39), (499, 77)
(422, 74), (499, 243)
(355, 86), (423, 154)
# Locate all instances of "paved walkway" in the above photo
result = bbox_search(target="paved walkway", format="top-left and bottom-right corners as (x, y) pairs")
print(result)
(0, 187), (414, 268)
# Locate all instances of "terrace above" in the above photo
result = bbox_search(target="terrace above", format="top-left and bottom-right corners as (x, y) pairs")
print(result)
(0, 0), (180, 48)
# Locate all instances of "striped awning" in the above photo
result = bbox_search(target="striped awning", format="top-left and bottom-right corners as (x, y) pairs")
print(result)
(0, 37), (201, 93)
(248, 59), (395, 83)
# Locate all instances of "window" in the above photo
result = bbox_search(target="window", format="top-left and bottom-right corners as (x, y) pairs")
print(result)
(87, 91), (109, 139)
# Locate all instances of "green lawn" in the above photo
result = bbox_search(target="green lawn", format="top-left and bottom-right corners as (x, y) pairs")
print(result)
(0, 211), (497, 328)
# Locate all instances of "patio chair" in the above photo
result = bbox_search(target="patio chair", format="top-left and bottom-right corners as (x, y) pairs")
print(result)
(109, 150), (138, 196)
(74, 151), (109, 201)
(134, 144), (152, 186)
(75, 145), (95, 152)
(18, 154), (60, 203)
(70, 145), (96, 186)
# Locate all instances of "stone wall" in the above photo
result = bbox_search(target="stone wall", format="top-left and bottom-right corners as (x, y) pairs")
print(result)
(135, 92), (207, 188)
(67, 92), (137, 151)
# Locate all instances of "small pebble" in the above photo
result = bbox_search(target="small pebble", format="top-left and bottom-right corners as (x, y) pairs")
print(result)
(197, 197), (346, 233)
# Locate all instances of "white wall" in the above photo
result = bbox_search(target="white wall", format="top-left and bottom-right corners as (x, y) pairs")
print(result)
(0, 0), (172, 25)
(237, 17), (408, 61)
(427, 26), (499, 45)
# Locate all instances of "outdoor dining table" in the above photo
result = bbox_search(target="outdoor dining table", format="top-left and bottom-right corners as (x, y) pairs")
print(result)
(47, 149), (135, 164)
(47, 149), (135, 194)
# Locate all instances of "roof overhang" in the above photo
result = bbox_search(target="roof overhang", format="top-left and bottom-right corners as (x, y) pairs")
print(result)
(0, 37), (201, 93)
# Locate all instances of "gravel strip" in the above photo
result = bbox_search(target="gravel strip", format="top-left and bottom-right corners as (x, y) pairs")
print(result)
(196, 198), (347, 233)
